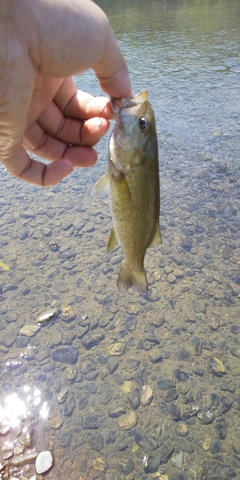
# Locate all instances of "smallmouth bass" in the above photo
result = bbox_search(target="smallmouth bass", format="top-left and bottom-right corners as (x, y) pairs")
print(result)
(93, 91), (162, 293)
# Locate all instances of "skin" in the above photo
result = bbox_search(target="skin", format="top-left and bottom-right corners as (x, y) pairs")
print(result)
(0, 0), (132, 186)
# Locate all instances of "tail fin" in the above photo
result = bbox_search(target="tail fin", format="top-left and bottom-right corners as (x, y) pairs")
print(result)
(117, 262), (148, 293)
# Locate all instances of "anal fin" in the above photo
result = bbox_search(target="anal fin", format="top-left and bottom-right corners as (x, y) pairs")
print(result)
(149, 223), (162, 247)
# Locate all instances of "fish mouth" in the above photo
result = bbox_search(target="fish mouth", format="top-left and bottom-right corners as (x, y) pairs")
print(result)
(111, 91), (148, 119)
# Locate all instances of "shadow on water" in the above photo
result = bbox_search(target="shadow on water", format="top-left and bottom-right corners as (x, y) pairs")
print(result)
(0, 0), (240, 479)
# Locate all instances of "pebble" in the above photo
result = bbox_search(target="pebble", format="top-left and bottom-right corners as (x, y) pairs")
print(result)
(170, 449), (184, 469)
(36, 307), (58, 325)
(141, 385), (153, 406)
(82, 333), (105, 349)
(156, 378), (175, 390)
(10, 451), (38, 466)
(125, 316), (137, 331)
(144, 452), (161, 473)
(134, 429), (158, 452)
(118, 410), (137, 430)
(209, 357), (226, 376)
(178, 346), (193, 362)
(116, 457), (135, 475)
(19, 324), (40, 336)
(88, 432), (104, 452)
(35, 451), (53, 474)
(51, 346), (78, 364)
(128, 387), (140, 410)
(176, 423), (189, 437)
(108, 341), (126, 356)
(83, 415), (100, 429)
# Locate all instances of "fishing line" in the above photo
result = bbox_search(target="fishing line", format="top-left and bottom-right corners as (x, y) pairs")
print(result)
(97, 99), (113, 126)
(80, 99), (113, 145)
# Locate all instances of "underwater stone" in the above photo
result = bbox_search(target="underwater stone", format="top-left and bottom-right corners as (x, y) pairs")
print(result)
(156, 378), (175, 390)
(209, 357), (226, 376)
(88, 432), (104, 452)
(118, 411), (137, 430)
(116, 457), (135, 475)
(81, 333), (105, 349)
(19, 324), (40, 337)
(51, 346), (78, 364)
(83, 415), (100, 429)
(134, 429), (158, 452)
(202, 461), (236, 480)
(108, 341), (126, 356)
(35, 451), (53, 474)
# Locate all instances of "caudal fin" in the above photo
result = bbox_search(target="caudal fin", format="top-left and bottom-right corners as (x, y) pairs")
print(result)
(117, 262), (148, 293)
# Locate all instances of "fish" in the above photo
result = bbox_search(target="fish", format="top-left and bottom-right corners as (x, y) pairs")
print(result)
(93, 90), (162, 293)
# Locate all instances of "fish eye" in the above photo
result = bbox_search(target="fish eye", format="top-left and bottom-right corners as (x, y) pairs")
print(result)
(139, 116), (148, 130)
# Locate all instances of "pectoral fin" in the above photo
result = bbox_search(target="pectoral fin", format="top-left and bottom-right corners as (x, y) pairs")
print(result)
(107, 227), (120, 252)
(92, 173), (109, 198)
(112, 174), (132, 205)
(149, 223), (162, 247)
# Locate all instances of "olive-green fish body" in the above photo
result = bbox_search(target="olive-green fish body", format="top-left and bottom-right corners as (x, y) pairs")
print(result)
(94, 91), (161, 292)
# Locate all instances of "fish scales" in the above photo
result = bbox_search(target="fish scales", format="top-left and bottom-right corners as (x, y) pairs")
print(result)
(93, 90), (162, 292)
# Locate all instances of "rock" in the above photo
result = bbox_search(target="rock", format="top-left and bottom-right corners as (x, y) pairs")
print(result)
(144, 452), (161, 473)
(170, 449), (184, 469)
(19, 325), (40, 337)
(159, 439), (174, 463)
(51, 347), (78, 364)
(60, 394), (76, 416)
(92, 456), (106, 472)
(108, 405), (126, 418)
(141, 385), (153, 406)
(1, 330), (17, 348)
(134, 429), (158, 452)
(78, 395), (88, 411)
(125, 316), (137, 331)
(202, 461), (236, 480)
(230, 345), (240, 358)
(209, 357), (226, 376)
(37, 308), (58, 325)
(116, 457), (135, 475)
(156, 378), (175, 390)
(121, 381), (132, 394)
(88, 432), (104, 452)
(176, 423), (189, 437)
(115, 434), (129, 451)
(178, 346), (193, 362)
(108, 342), (126, 356)
(197, 409), (215, 424)
(83, 415), (100, 429)
(35, 451), (53, 474)
(10, 451), (37, 467)
(165, 388), (179, 402)
(82, 334), (105, 349)
(107, 358), (119, 374)
(215, 417), (227, 439)
(118, 410), (137, 430)
(128, 387), (140, 410)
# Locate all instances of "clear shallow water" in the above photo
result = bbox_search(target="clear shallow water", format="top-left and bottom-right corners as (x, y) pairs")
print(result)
(0, 1), (240, 479)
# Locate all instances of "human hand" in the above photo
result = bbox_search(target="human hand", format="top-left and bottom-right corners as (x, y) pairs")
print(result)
(0, 0), (132, 186)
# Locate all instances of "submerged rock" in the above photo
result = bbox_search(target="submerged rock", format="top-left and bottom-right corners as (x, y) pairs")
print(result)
(35, 450), (53, 474)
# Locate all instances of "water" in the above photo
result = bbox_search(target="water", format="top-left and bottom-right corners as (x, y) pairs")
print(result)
(0, 0), (240, 479)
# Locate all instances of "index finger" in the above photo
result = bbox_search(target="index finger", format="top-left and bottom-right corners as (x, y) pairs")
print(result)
(53, 77), (114, 120)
